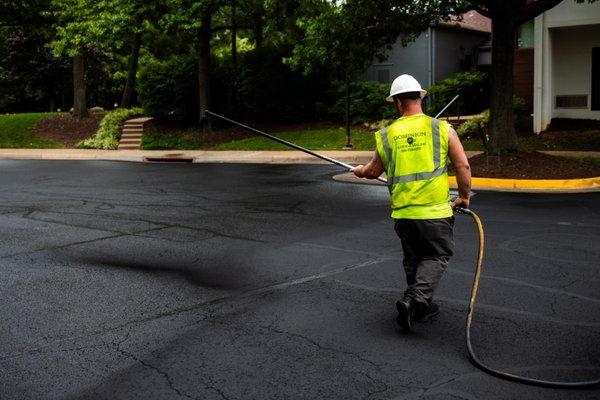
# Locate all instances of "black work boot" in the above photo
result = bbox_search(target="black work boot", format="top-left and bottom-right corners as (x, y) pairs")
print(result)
(415, 302), (440, 322)
(396, 295), (415, 331)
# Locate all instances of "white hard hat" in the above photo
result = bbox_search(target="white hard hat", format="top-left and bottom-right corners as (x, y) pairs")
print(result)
(386, 74), (427, 102)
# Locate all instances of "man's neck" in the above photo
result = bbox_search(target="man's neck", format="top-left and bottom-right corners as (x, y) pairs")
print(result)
(402, 108), (423, 117)
(400, 101), (423, 117)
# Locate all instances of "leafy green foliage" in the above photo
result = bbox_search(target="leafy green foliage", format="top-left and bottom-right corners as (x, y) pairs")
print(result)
(0, 112), (62, 148)
(288, 0), (439, 77)
(227, 47), (330, 121)
(77, 107), (143, 149)
(456, 110), (489, 138)
(426, 71), (489, 116)
(137, 55), (198, 123)
(328, 81), (397, 124)
(0, 0), (72, 113)
(48, 0), (161, 56)
(456, 97), (528, 138)
(141, 129), (203, 150)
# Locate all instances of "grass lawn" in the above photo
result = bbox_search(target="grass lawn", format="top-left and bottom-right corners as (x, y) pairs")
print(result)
(0, 113), (63, 148)
(211, 128), (375, 150)
(138, 122), (600, 154)
(141, 130), (204, 150)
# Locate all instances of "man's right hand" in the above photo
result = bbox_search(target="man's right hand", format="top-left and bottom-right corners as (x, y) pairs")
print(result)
(353, 165), (364, 178)
(451, 196), (470, 209)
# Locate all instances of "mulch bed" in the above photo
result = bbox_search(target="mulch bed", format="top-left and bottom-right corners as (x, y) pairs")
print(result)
(451, 151), (600, 179)
(35, 114), (102, 147)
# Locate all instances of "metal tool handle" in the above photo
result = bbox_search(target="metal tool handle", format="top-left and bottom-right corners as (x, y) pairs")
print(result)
(206, 94), (458, 186)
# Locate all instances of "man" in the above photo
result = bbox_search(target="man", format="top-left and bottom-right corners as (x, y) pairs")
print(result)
(353, 74), (471, 331)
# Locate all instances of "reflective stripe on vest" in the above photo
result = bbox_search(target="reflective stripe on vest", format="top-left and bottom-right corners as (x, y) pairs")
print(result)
(381, 118), (446, 186)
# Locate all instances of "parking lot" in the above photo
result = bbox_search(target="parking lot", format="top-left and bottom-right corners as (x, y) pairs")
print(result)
(1, 160), (599, 399)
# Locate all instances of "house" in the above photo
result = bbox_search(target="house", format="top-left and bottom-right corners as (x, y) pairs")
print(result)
(532, 0), (600, 133)
(364, 11), (491, 88)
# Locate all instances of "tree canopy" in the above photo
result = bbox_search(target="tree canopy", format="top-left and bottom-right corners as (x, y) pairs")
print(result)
(1, 0), (596, 149)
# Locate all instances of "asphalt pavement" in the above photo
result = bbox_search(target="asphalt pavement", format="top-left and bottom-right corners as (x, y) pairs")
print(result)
(1, 160), (599, 400)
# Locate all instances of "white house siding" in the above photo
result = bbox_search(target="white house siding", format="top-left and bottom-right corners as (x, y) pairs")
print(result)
(552, 24), (600, 119)
(533, 0), (600, 133)
(364, 27), (488, 90)
(364, 31), (430, 88)
(433, 28), (488, 81)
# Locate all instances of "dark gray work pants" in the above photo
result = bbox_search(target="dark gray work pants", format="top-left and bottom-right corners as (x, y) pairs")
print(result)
(394, 217), (454, 306)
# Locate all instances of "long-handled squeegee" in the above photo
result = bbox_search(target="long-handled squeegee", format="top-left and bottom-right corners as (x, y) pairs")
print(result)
(206, 94), (459, 185)
(206, 96), (600, 389)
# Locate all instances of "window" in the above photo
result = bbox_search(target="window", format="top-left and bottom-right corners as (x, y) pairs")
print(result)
(518, 21), (534, 49)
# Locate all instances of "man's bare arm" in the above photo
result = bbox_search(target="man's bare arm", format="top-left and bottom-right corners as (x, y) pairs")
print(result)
(354, 150), (384, 179)
(447, 127), (471, 208)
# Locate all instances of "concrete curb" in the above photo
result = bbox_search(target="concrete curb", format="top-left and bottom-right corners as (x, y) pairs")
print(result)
(333, 173), (600, 193)
(0, 149), (598, 193)
(448, 176), (600, 193)
(0, 149), (376, 164)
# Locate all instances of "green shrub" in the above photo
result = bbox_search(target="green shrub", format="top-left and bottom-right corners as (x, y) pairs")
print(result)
(512, 96), (528, 127)
(77, 107), (143, 149)
(230, 47), (330, 121)
(328, 81), (397, 124)
(456, 96), (528, 138)
(426, 71), (489, 116)
(137, 55), (197, 123)
(456, 110), (489, 138)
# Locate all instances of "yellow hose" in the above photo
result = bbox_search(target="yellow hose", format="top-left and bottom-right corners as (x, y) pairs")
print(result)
(456, 207), (600, 388)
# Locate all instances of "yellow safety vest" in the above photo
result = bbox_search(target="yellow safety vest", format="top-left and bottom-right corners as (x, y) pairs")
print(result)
(375, 114), (452, 220)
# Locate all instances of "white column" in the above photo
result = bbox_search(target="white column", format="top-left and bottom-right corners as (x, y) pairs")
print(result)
(541, 23), (553, 132)
(533, 15), (544, 133)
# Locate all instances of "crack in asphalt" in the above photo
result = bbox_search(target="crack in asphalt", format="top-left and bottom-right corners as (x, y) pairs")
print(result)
(0, 233), (128, 261)
(21, 208), (264, 244)
(266, 326), (382, 369)
(393, 364), (600, 399)
(0, 214), (264, 264)
(298, 243), (600, 306)
(332, 280), (600, 328)
(363, 372), (392, 399)
(391, 373), (482, 400)
(0, 258), (389, 363)
(113, 331), (197, 400)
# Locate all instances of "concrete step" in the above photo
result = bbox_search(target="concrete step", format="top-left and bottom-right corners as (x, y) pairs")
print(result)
(119, 142), (142, 146)
(119, 116), (152, 150)
(126, 117), (153, 124)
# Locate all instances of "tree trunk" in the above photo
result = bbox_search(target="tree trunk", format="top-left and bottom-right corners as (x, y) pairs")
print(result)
(488, 9), (517, 154)
(229, 0), (237, 112)
(345, 75), (352, 148)
(198, 13), (212, 131)
(231, 0), (237, 69)
(121, 30), (142, 109)
(254, 15), (263, 50)
(72, 53), (88, 118)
